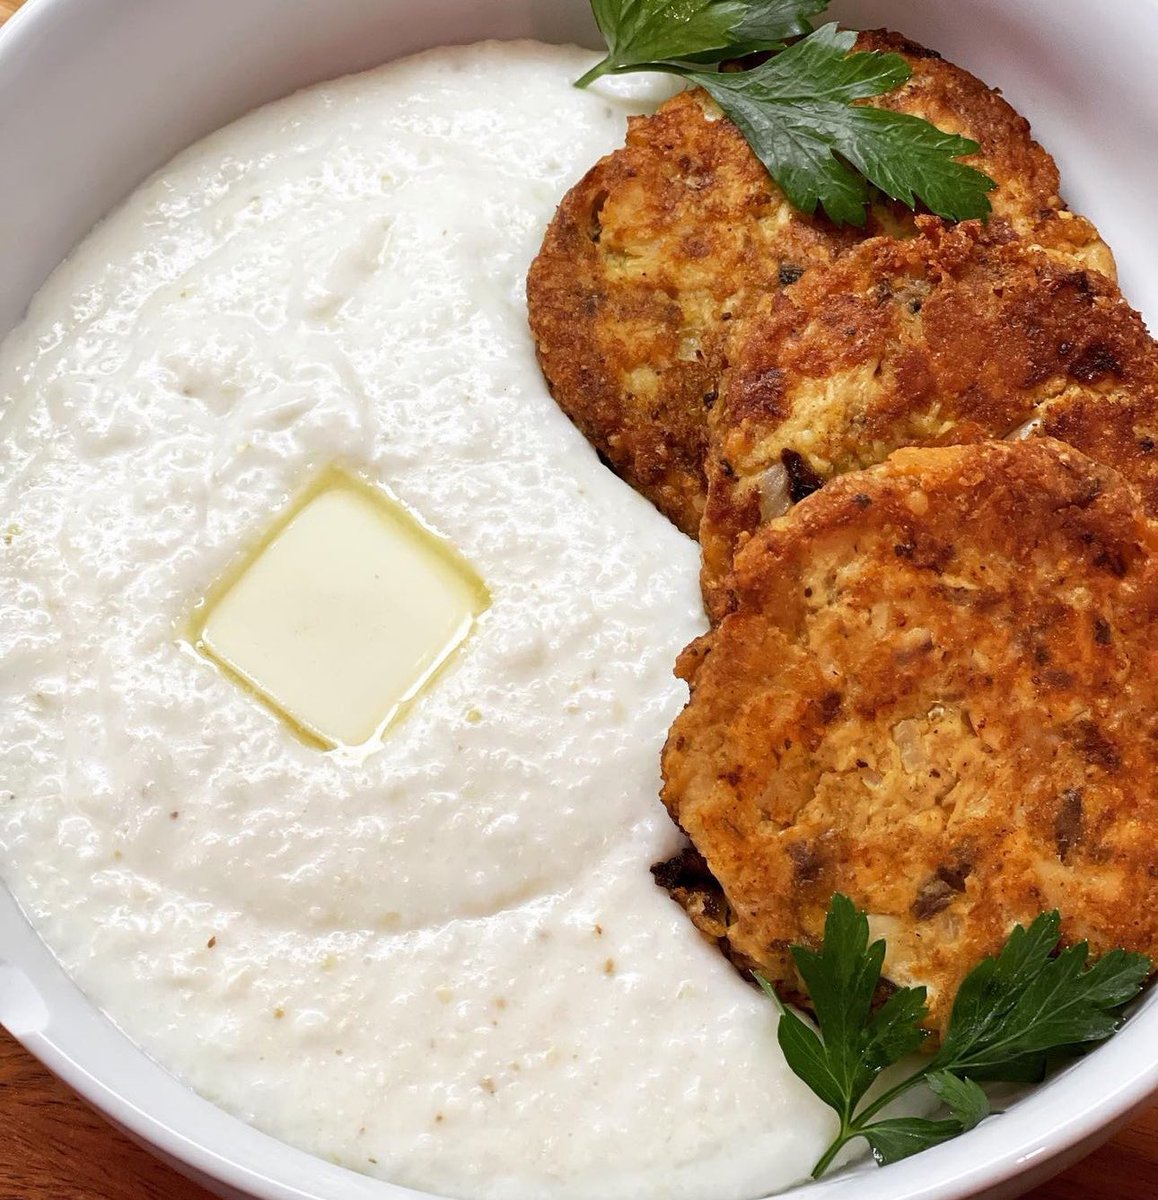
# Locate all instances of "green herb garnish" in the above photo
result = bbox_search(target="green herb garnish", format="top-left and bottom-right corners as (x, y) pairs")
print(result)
(761, 896), (1149, 1178)
(577, 1), (997, 226)
(577, 0), (827, 83)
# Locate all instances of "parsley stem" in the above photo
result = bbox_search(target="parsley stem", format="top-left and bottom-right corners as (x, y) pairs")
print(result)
(811, 1123), (873, 1180)
(811, 1065), (932, 1179)
(574, 60), (612, 88)
(574, 60), (693, 89)
(812, 1064), (934, 1176)
(811, 1129), (856, 1179)
(852, 1065), (931, 1125)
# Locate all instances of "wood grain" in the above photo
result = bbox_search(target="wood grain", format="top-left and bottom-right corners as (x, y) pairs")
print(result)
(0, 0), (1154, 1197)
(0, 1031), (211, 1200)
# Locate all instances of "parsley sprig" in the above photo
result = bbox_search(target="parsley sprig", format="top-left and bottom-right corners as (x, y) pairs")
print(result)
(577, 0), (997, 226)
(577, 0), (827, 84)
(761, 896), (1150, 1178)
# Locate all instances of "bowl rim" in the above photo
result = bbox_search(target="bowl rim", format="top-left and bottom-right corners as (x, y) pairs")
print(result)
(9, 876), (1157, 1200)
(0, 2), (1155, 1200)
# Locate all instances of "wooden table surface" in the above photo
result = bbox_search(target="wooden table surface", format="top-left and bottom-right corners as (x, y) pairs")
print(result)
(0, 0), (1155, 1197)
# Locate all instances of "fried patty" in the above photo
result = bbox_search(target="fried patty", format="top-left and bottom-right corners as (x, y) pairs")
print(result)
(661, 439), (1158, 1031)
(527, 30), (1115, 537)
(701, 217), (1157, 617)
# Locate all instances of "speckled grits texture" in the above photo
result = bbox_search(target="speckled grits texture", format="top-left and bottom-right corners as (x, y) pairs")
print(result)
(0, 41), (833, 1200)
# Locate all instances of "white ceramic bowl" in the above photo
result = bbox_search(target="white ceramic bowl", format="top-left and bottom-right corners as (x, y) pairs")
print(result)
(1, 1), (1156, 1198)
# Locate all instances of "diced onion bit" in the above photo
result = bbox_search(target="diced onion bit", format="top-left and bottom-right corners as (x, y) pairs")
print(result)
(757, 464), (792, 521)
(1007, 416), (1044, 441)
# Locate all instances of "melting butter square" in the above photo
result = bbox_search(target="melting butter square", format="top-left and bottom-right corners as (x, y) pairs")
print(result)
(197, 476), (488, 748)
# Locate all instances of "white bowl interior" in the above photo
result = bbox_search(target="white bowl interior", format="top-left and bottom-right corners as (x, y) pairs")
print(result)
(1, 2), (1156, 1199)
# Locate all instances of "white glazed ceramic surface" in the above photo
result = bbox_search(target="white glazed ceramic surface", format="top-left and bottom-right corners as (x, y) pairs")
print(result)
(0, 2), (1156, 1199)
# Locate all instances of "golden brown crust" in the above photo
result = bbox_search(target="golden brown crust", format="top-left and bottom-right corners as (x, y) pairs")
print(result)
(662, 440), (1158, 1031)
(527, 30), (1114, 535)
(701, 217), (1156, 618)
(1039, 387), (1158, 519)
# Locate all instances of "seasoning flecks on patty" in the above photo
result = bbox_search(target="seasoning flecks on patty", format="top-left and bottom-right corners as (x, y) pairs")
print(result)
(700, 216), (1156, 617)
(662, 440), (1158, 1032)
(527, 30), (1115, 536)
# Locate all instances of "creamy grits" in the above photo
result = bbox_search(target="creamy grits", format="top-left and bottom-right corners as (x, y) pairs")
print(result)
(0, 41), (833, 1200)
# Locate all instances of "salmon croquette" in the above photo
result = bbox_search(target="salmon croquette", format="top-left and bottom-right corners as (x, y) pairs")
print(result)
(701, 217), (1156, 617)
(527, 31), (1114, 536)
(662, 440), (1158, 1031)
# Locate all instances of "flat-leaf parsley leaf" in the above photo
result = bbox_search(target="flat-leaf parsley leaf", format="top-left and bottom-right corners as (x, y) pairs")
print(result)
(577, 0), (827, 85)
(930, 913), (1151, 1083)
(733, 0), (828, 44)
(577, 3), (998, 225)
(689, 25), (997, 226)
(758, 897), (1149, 1178)
(770, 895), (929, 1127)
(861, 1116), (964, 1166)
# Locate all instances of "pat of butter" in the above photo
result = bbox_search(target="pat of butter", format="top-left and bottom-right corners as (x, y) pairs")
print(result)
(196, 474), (488, 748)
